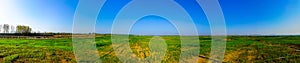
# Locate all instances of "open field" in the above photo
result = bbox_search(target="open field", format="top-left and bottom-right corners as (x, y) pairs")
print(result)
(0, 35), (300, 63)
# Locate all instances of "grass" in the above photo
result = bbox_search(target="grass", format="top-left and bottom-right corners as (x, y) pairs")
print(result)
(0, 35), (300, 63)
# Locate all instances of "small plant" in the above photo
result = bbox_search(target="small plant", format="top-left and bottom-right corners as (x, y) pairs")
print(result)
(3, 54), (19, 62)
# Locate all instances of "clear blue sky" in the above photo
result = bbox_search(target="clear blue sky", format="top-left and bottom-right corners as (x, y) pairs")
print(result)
(0, 0), (299, 35)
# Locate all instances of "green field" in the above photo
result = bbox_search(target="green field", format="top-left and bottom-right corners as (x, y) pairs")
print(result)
(0, 35), (300, 63)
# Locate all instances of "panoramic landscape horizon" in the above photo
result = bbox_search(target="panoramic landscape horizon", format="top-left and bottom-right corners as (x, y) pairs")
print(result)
(1, 0), (300, 63)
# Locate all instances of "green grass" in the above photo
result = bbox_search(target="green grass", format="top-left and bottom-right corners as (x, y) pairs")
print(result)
(0, 36), (300, 63)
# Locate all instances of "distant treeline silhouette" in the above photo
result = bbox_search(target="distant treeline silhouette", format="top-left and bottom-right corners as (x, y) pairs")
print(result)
(0, 24), (32, 33)
(0, 33), (73, 39)
(0, 33), (72, 36)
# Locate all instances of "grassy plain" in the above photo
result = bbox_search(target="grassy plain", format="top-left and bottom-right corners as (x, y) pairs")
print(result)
(0, 35), (300, 63)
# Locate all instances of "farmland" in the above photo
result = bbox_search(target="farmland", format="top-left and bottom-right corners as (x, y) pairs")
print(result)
(0, 35), (300, 63)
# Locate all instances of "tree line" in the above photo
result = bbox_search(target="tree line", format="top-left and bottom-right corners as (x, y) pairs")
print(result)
(0, 24), (32, 33)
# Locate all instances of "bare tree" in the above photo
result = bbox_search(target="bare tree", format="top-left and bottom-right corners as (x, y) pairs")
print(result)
(0, 24), (2, 33)
(3, 24), (9, 33)
(10, 25), (15, 33)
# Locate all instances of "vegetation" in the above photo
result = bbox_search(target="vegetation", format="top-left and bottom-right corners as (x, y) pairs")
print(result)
(0, 24), (26, 33)
(2, 24), (10, 33)
(0, 35), (300, 63)
(16, 25), (31, 33)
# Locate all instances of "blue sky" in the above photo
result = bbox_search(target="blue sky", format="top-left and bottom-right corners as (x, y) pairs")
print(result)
(0, 0), (299, 35)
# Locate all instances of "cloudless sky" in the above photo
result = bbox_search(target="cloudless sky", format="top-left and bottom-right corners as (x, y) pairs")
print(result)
(0, 0), (299, 35)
